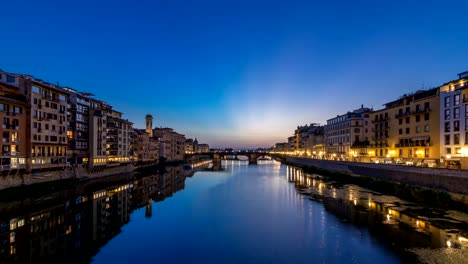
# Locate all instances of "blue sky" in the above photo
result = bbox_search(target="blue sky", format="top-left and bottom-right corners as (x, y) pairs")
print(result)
(2, 0), (468, 148)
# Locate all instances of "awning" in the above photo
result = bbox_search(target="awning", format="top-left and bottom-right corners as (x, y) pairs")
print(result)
(412, 136), (429, 141)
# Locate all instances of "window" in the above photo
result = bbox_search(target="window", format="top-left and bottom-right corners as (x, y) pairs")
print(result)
(415, 104), (420, 112)
(424, 113), (430, 121)
(406, 117), (410, 124)
(445, 97), (451, 107)
(454, 134), (460, 145)
(32, 86), (40, 93)
(466, 132), (468, 145)
(399, 128), (402, 135)
(399, 118), (402, 125)
(445, 109), (450, 120)
(424, 102), (430, 110)
(445, 135), (450, 145)
(454, 121), (460, 132)
(415, 115), (420, 122)
(445, 122), (450, 132)
(406, 127), (410, 134)
(416, 126), (421, 133)
(454, 107), (460, 119)
(424, 125), (429, 132)
(13, 106), (22, 114)
(6, 75), (15, 83)
(455, 147), (461, 154)
(0, 104), (9, 112)
(446, 148), (452, 154)
(454, 94), (460, 106)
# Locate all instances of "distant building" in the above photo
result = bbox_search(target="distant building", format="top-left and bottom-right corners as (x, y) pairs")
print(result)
(153, 128), (186, 161)
(325, 106), (372, 160)
(294, 124), (324, 156)
(197, 143), (209, 153)
(134, 129), (159, 163)
(271, 142), (289, 153)
(185, 138), (194, 154)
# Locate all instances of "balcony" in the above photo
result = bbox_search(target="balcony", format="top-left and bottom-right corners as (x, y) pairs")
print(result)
(372, 126), (390, 132)
(395, 112), (410, 118)
(411, 108), (431, 115)
(395, 141), (431, 148)
(351, 140), (370, 149)
(371, 116), (389, 123)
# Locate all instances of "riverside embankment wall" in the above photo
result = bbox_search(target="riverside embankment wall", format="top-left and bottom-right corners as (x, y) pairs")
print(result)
(286, 157), (468, 195)
(0, 165), (135, 190)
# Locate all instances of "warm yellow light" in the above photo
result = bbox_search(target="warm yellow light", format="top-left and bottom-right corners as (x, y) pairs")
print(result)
(354, 199), (357, 205)
(389, 150), (395, 156)
(447, 241), (451, 248)
(461, 148), (468, 156)
(446, 155), (452, 159)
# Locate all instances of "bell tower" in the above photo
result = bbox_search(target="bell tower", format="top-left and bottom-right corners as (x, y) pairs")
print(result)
(146, 114), (153, 136)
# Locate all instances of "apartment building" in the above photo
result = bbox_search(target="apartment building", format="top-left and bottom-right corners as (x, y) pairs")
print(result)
(292, 124), (325, 157)
(106, 110), (133, 163)
(20, 76), (68, 170)
(0, 71), (28, 171)
(153, 128), (186, 161)
(134, 129), (159, 162)
(185, 138), (195, 154)
(439, 71), (468, 169)
(369, 88), (440, 165)
(63, 88), (95, 165)
(197, 143), (209, 153)
(325, 106), (371, 160)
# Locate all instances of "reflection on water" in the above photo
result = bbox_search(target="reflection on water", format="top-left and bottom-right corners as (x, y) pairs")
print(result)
(2, 162), (467, 263)
(287, 166), (468, 262)
(0, 166), (188, 264)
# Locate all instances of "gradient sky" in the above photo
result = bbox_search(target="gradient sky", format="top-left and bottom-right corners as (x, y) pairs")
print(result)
(2, 0), (468, 148)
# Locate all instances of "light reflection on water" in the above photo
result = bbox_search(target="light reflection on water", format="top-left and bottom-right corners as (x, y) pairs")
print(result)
(286, 165), (468, 263)
(4, 162), (466, 263)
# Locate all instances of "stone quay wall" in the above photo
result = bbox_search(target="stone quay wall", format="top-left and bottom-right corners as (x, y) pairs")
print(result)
(286, 157), (468, 195)
(0, 164), (136, 190)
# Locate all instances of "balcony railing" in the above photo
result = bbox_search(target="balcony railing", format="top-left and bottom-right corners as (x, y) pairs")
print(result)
(395, 141), (431, 148)
(411, 108), (431, 115)
(395, 112), (410, 118)
(371, 116), (389, 123)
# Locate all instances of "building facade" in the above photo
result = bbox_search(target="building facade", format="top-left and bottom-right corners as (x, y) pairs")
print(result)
(325, 106), (371, 160)
(439, 71), (468, 169)
(0, 71), (28, 171)
(154, 128), (186, 161)
(22, 77), (68, 171)
(368, 88), (440, 165)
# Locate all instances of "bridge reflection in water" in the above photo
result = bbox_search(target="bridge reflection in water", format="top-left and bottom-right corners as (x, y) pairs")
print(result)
(286, 166), (468, 262)
(0, 166), (190, 264)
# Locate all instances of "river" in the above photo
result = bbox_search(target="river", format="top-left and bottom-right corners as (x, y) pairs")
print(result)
(0, 161), (467, 263)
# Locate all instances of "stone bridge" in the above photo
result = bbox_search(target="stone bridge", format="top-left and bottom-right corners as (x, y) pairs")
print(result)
(186, 151), (269, 165)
